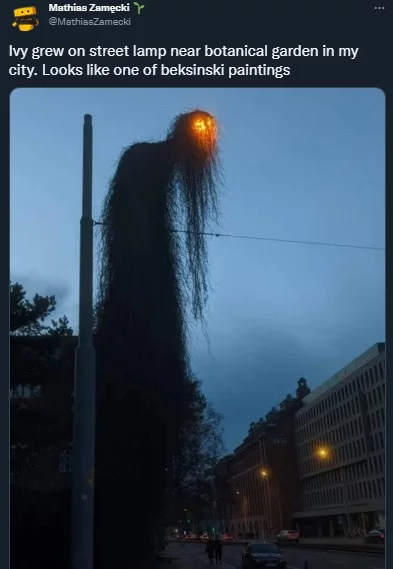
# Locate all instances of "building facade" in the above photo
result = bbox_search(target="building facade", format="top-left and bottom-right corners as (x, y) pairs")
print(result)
(293, 343), (385, 537)
(226, 380), (310, 540)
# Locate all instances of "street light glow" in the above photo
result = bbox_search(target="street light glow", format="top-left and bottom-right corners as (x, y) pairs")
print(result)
(316, 446), (329, 459)
(191, 113), (217, 147)
(261, 469), (268, 477)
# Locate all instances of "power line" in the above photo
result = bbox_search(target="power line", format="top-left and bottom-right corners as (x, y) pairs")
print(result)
(92, 221), (384, 252)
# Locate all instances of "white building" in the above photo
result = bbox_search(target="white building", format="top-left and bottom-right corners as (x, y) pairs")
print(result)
(293, 343), (385, 537)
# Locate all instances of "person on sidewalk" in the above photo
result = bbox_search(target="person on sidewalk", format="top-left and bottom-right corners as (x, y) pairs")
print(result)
(214, 537), (223, 564)
(205, 537), (215, 565)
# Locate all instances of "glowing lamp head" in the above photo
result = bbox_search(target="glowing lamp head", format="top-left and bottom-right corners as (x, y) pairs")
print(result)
(190, 112), (217, 149)
(261, 469), (268, 477)
(193, 115), (214, 135)
(167, 109), (218, 158)
(317, 447), (329, 459)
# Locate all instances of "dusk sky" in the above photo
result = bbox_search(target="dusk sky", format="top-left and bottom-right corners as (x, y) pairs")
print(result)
(10, 88), (385, 451)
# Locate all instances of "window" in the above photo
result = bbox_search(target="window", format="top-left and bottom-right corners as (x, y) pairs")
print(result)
(379, 432), (384, 449)
(372, 480), (377, 498)
(361, 375), (365, 390)
(365, 371), (370, 388)
(369, 367), (374, 384)
(378, 362), (384, 379)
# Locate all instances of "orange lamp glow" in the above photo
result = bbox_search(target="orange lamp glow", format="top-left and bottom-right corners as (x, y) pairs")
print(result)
(191, 115), (217, 144)
(316, 447), (329, 459)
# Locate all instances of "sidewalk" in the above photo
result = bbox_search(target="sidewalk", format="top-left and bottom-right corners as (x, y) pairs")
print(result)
(300, 537), (367, 544)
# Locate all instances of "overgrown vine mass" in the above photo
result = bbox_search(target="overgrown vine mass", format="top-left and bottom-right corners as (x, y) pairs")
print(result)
(93, 110), (222, 568)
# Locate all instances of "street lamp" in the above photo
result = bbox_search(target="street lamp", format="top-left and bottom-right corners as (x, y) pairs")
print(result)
(316, 446), (350, 531)
(259, 469), (279, 537)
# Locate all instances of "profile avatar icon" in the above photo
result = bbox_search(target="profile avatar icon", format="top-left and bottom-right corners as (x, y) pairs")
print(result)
(12, 6), (39, 32)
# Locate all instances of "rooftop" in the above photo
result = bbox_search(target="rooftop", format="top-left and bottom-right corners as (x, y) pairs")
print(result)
(298, 342), (385, 408)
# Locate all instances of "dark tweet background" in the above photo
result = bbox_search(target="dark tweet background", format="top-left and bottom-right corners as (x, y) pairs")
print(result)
(3, 1), (391, 567)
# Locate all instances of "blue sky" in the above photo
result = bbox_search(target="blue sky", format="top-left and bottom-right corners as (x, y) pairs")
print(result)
(10, 88), (385, 450)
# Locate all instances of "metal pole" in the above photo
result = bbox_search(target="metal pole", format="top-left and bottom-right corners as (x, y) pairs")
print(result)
(339, 467), (351, 530)
(71, 114), (96, 569)
(258, 439), (265, 537)
(276, 482), (283, 529)
(262, 438), (273, 538)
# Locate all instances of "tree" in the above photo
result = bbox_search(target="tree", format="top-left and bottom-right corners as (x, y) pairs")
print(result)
(93, 110), (222, 568)
(169, 377), (226, 526)
(10, 281), (75, 486)
(10, 281), (73, 338)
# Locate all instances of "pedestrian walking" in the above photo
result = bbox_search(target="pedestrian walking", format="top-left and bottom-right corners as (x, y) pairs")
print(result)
(205, 537), (215, 565)
(214, 537), (223, 564)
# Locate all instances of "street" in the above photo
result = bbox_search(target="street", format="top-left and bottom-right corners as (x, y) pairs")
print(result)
(169, 542), (385, 569)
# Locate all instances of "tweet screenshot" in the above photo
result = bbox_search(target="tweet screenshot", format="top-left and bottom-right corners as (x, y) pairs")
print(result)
(5, 2), (390, 569)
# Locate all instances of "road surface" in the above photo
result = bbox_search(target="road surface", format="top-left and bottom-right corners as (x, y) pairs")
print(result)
(169, 541), (385, 569)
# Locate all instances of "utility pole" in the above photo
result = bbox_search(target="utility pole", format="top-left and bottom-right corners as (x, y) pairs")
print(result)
(71, 114), (96, 569)
(276, 482), (283, 529)
(261, 438), (273, 538)
(339, 467), (351, 531)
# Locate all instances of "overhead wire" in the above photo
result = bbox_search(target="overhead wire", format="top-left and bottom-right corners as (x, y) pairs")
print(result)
(92, 220), (384, 252)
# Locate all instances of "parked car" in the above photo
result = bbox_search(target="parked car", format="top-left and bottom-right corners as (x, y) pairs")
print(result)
(276, 530), (300, 543)
(365, 528), (385, 544)
(242, 542), (286, 569)
(223, 533), (234, 542)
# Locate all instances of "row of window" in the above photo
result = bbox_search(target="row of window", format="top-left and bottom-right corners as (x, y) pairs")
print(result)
(296, 384), (385, 444)
(299, 431), (385, 476)
(297, 409), (385, 462)
(303, 477), (385, 510)
(296, 358), (385, 428)
(10, 384), (42, 398)
(302, 454), (385, 493)
(229, 447), (261, 477)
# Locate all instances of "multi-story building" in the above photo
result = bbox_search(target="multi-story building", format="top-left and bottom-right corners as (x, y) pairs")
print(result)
(293, 343), (385, 537)
(226, 380), (310, 540)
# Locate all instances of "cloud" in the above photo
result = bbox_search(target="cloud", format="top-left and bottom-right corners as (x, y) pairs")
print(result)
(192, 314), (384, 451)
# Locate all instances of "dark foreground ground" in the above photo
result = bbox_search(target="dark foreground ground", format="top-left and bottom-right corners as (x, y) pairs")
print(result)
(166, 542), (385, 569)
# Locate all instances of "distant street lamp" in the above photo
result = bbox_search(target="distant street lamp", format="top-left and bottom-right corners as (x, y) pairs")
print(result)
(260, 469), (275, 536)
(316, 446), (350, 530)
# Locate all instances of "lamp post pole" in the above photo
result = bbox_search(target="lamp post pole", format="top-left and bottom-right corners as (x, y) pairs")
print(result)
(339, 467), (351, 531)
(261, 438), (273, 539)
(71, 114), (96, 569)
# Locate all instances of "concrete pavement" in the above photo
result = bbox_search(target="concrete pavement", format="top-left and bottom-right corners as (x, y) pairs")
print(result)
(168, 542), (386, 569)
